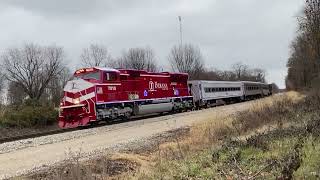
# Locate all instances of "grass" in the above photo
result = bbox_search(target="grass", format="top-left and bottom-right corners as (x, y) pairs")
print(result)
(295, 137), (320, 178)
(132, 91), (320, 179)
(23, 91), (320, 179)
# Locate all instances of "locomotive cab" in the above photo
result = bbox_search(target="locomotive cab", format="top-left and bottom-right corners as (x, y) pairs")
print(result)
(72, 68), (100, 83)
(73, 68), (121, 83)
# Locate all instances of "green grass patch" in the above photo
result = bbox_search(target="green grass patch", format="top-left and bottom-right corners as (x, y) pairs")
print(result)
(294, 136), (320, 179)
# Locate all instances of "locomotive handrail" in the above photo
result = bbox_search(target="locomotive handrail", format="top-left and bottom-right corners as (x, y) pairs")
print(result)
(60, 104), (85, 109)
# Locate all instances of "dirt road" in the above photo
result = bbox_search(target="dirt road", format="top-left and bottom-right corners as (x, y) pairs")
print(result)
(0, 101), (255, 179)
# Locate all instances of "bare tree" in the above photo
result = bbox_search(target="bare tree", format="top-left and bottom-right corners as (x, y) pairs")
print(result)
(251, 68), (266, 83)
(168, 44), (204, 79)
(7, 81), (26, 105)
(287, 34), (318, 89)
(1, 43), (66, 101)
(197, 69), (222, 80)
(287, 0), (320, 90)
(231, 62), (250, 80)
(80, 44), (112, 67)
(299, 0), (320, 60)
(230, 62), (268, 82)
(115, 47), (158, 72)
(0, 72), (4, 94)
(218, 70), (237, 81)
(0, 72), (5, 105)
(42, 67), (71, 106)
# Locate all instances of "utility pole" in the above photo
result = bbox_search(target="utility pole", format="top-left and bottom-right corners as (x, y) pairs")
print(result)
(178, 16), (183, 47)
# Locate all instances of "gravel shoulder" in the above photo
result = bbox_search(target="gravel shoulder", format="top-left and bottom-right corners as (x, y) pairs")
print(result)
(0, 101), (254, 179)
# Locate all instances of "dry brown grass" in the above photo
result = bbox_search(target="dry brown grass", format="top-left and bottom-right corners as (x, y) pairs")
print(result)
(154, 92), (303, 158)
(233, 92), (303, 133)
(22, 149), (142, 180)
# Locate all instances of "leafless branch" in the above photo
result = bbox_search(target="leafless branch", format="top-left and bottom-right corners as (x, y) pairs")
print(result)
(115, 47), (158, 72)
(168, 44), (204, 79)
(80, 44), (112, 67)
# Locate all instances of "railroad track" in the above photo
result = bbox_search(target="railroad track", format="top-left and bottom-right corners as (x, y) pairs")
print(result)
(0, 129), (68, 144)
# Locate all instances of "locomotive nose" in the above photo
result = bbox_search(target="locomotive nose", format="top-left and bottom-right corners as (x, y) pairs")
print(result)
(61, 79), (95, 106)
(59, 79), (96, 128)
(64, 79), (94, 93)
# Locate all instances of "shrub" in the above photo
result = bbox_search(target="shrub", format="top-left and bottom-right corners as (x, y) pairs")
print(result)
(303, 90), (320, 111)
(232, 94), (302, 133)
(0, 105), (58, 128)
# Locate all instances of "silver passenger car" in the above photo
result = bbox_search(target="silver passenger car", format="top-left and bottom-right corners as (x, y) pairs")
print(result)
(188, 80), (271, 108)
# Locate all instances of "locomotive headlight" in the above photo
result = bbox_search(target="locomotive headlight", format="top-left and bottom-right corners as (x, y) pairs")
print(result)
(73, 98), (80, 104)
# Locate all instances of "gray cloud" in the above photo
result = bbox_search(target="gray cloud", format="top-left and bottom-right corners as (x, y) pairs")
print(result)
(1, 0), (130, 20)
(0, 0), (305, 88)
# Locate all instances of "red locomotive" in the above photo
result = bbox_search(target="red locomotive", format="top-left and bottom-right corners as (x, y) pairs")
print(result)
(59, 67), (194, 128)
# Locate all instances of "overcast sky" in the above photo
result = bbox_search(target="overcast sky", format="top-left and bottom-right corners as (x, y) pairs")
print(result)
(0, 0), (305, 88)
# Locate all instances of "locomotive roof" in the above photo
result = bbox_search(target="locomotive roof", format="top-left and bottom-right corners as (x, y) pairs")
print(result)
(74, 67), (120, 75)
(94, 67), (120, 72)
(76, 67), (188, 77)
(117, 69), (188, 76)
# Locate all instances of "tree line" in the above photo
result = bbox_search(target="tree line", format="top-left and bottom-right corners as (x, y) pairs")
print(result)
(286, 0), (320, 90)
(0, 43), (267, 107)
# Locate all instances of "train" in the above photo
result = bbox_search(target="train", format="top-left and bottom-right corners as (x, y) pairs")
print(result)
(189, 80), (272, 107)
(58, 67), (272, 128)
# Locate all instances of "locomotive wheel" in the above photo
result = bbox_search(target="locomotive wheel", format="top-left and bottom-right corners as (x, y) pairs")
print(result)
(120, 116), (130, 122)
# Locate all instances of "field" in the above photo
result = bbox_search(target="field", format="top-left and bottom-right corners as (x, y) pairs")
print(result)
(20, 91), (320, 179)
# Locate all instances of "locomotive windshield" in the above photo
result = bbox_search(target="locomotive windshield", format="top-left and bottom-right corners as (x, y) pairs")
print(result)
(74, 72), (100, 80)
